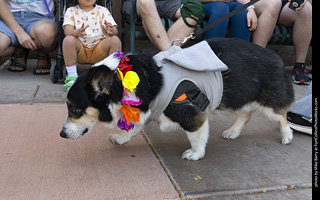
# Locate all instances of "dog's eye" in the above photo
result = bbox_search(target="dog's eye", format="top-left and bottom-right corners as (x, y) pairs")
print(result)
(69, 107), (83, 119)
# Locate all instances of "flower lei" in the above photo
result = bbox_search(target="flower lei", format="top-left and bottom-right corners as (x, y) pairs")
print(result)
(114, 51), (143, 131)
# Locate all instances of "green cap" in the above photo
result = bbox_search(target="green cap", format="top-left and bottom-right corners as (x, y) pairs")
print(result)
(180, 0), (205, 28)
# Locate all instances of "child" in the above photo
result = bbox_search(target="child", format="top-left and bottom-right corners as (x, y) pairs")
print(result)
(62, 0), (121, 91)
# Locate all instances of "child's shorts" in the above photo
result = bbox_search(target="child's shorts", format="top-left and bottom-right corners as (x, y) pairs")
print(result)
(77, 41), (108, 64)
(0, 11), (56, 46)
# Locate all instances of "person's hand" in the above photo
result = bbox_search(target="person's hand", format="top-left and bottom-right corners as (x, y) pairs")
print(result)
(103, 20), (114, 36)
(74, 23), (88, 38)
(288, 0), (307, 12)
(247, 9), (257, 31)
(16, 31), (37, 50)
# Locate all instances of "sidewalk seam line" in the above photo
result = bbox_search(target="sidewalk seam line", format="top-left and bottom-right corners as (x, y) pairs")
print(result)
(28, 84), (40, 105)
(184, 183), (312, 199)
(141, 131), (185, 200)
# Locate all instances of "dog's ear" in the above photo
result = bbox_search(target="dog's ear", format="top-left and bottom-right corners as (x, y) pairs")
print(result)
(98, 104), (113, 122)
(89, 66), (113, 97)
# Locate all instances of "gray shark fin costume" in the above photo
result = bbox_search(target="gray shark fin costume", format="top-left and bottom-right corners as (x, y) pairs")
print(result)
(149, 41), (228, 121)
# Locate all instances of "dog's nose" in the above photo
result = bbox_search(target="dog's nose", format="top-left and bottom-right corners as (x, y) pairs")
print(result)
(60, 128), (68, 138)
(82, 128), (88, 135)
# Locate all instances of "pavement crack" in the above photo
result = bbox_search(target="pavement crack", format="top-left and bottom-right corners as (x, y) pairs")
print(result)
(141, 131), (184, 199)
(28, 84), (41, 105)
(183, 184), (312, 199)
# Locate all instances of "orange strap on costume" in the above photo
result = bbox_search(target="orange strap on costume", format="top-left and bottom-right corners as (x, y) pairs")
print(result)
(174, 93), (187, 102)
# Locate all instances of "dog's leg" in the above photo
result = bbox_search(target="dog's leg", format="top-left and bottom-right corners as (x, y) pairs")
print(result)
(222, 111), (252, 140)
(279, 114), (293, 144)
(262, 108), (293, 144)
(109, 124), (144, 145)
(182, 119), (209, 161)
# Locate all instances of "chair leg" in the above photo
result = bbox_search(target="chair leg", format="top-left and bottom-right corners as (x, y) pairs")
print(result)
(129, 0), (137, 52)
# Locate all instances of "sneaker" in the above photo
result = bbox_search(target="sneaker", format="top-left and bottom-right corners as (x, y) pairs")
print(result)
(292, 64), (310, 85)
(63, 75), (78, 92)
(307, 69), (312, 80)
(287, 112), (312, 135)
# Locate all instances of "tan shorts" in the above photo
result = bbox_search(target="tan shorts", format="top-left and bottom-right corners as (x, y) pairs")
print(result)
(77, 41), (107, 64)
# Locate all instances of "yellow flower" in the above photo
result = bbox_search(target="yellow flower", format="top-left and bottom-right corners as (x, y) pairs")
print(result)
(117, 69), (140, 92)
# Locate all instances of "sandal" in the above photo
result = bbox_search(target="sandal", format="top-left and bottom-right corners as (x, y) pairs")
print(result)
(8, 48), (29, 72)
(33, 54), (51, 75)
(64, 75), (78, 92)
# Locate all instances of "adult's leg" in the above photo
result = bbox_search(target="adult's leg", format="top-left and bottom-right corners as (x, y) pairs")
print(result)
(0, 32), (15, 57)
(228, 2), (251, 41)
(278, 1), (312, 63)
(252, 0), (282, 47)
(278, 1), (312, 84)
(203, 2), (229, 40)
(136, 0), (171, 51)
(30, 20), (58, 53)
(30, 20), (58, 73)
(167, 10), (196, 46)
(0, 33), (27, 72)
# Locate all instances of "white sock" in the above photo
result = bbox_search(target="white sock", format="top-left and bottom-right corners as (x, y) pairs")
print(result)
(66, 64), (78, 77)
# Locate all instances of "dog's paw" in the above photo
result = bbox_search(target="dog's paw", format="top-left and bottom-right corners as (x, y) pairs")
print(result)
(282, 137), (292, 145)
(281, 125), (293, 145)
(222, 129), (240, 140)
(109, 134), (129, 146)
(182, 149), (205, 161)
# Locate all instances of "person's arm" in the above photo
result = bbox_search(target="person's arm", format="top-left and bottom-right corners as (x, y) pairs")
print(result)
(237, 0), (257, 31)
(100, 8), (118, 36)
(64, 24), (88, 38)
(0, 0), (37, 50)
(102, 21), (118, 36)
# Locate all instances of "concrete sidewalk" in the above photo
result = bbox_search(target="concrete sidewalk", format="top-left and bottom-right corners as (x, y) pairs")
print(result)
(0, 60), (312, 199)
(0, 104), (179, 200)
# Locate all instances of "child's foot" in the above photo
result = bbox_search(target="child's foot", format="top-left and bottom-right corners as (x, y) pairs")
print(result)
(64, 75), (78, 92)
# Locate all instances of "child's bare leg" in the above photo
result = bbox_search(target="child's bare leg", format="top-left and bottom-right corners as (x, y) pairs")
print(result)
(62, 35), (82, 91)
(62, 35), (82, 66)
(100, 36), (122, 56)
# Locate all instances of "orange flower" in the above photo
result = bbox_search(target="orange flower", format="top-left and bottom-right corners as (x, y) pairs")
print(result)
(119, 104), (140, 124)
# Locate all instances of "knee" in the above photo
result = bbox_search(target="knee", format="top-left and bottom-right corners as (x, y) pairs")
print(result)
(301, 2), (312, 21)
(37, 24), (57, 48)
(264, 0), (282, 15)
(256, 0), (282, 17)
(62, 35), (78, 49)
(110, 36), (121, 48)
(0, 35), (12, 56)
(137, 0), (155, 16)
(103, 36), (122, 52)
(204, 2), (229, 17)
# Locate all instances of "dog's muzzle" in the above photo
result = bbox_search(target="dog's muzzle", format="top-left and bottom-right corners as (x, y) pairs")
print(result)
(60, 127), (68, 138)
(60, 127), (89, 139)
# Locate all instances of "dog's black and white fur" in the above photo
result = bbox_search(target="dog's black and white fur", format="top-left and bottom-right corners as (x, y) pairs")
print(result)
(60, 38), (294, 161)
